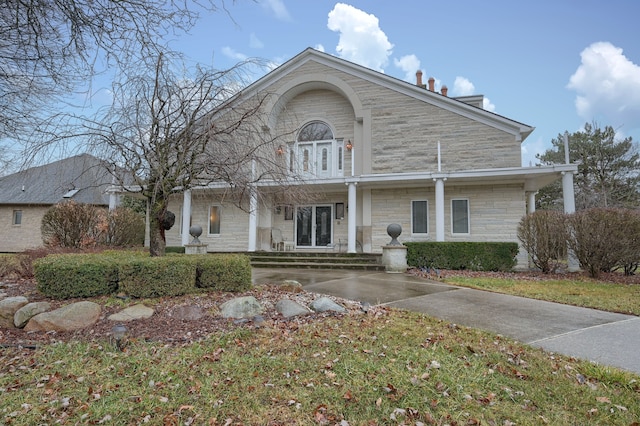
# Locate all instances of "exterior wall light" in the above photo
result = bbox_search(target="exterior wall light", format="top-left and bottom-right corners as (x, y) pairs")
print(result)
(345, 140), (353, 151)
(276, 146), (284, 155)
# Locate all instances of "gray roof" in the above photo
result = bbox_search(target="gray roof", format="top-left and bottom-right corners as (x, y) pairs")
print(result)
(0, 154), (114, 205)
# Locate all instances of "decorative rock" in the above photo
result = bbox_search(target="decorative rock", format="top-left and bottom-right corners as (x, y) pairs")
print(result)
(278, 280), (303, 293)
(0, 292), (8, 299)
(172, 305), (205, 321)
(275, 299), (311, 318)
(220, 296), (264, 319)
(14, 302), (51, 328)
(24, 301), (101, 332)
(0, 296), (29, 328)
(310, 297), (346, 313)
(108, 304), (155, 322)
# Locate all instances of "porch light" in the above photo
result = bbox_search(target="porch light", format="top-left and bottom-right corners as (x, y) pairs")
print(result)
(111, 323), (128, 351)
(276, 146), (284, 155)
(346, 140), (353, 151)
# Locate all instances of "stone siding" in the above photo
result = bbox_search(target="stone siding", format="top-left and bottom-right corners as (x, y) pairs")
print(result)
(0, 205), (49, 252)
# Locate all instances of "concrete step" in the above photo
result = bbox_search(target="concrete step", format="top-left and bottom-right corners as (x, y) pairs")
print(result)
(250, 252), (383, 271)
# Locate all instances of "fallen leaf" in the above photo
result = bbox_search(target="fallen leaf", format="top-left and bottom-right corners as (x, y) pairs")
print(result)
(596, 396), (611, 404)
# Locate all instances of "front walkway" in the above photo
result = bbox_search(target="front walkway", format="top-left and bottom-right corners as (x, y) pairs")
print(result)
(252, 268), (640, 375)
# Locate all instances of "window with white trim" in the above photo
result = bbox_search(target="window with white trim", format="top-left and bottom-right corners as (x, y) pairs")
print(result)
(411, 200), (428, 234)
(293, 121), (344, 178)
(12, 210), (22, 225)
(208, 205), (221, 235)
(451, 199), (470, 234)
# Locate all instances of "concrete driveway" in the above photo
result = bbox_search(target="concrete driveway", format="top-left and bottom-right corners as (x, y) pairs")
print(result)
(253, 268), (640, 375)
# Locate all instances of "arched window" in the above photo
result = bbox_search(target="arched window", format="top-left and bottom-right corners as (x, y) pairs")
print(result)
(294, 121), (343, 178)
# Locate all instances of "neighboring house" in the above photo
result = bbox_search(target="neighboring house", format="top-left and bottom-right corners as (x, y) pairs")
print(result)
(0, 154), (115, 252)
(164, 48), (577, 268)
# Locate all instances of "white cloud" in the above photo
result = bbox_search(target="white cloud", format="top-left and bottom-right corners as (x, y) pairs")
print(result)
(221, 47), (248, 62)
(394, 54), (421, 82)
(315, 44), (325, 52)
(452, 77), (475, 96)
(262, 0), (291, 21)
(483, 97), (496, 112)
(327, 3), (393, 72)
(249, 33), (264, 49)
(568, 42), (640, 130)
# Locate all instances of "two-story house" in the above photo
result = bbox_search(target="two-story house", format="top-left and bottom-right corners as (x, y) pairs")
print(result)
(163, 48), (576, 268)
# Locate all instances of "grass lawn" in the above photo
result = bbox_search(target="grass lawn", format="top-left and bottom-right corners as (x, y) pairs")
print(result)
(439, 272), (640, 316)
(1, 308), (639, 425)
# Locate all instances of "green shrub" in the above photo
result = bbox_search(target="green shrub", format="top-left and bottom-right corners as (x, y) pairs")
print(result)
(34, 254), (119, 299)
(118, 256), (197, 298)
(165, 246), (186, 254)
(405, 242), (518, 271)
(193, 254), (252, 292)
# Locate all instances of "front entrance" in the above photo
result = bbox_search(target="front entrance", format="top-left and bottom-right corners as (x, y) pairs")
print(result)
(296, 205), (332, 247)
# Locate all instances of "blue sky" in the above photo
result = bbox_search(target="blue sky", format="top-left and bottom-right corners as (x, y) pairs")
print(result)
(155, 1), (640, 166)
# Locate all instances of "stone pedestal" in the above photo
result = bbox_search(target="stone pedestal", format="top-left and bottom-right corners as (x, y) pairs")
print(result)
(381, 245), (408, 273)
(185, 244), (208, 255)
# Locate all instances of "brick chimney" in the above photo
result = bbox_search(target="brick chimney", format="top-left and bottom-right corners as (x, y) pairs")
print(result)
(441, 85), (448, 96)
(416, 70), (426, 88)
(428, 77), (435, 92)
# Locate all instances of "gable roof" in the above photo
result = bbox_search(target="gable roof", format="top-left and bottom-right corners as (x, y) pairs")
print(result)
(240, 48), (534, 142)
(0, 154), (113, 205)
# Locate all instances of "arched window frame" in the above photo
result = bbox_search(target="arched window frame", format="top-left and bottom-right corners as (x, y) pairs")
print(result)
(292, 120), (344, 178)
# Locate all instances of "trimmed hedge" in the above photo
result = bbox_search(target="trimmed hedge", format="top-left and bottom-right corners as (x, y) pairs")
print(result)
(193, 254), (252, 292)
(405, 242), (518, 272)
(34, 254), (119, 299)
(33, 252), (253, 300)
(118, 256), (197, 298)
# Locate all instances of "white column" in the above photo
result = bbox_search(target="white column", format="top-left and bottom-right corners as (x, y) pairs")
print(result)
(562, 171), (580, 271)
(347, 182), (357, 253)
(181, 189), (192, 246)
(527, 192), (537, 214)
(248, 186), (257, 252)
(434, 178), (445, 242)
(248, 159), (258, 252)
(108, 192), (118, 211)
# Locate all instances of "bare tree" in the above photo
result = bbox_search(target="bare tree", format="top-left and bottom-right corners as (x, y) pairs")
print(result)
(86, 53), (301, 256)
(1, 0), (225, 165)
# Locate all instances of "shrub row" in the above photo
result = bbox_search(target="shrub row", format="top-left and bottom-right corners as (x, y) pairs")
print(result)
(518, 208), (640, 277)
(34, 253), (252, 299)
(404, 242), (519, 272)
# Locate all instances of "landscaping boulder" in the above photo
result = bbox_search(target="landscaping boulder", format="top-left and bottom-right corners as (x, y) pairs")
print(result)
(172, 305), (205, 321)
(220, 296), (263, 319)
(310, 297), (346, 313)
(0, 296), (28, 328)
(24, 301), (101, 332)
(276, 299), (311, 318)
(14, 302), (51, 328)
(108, 304), (155, 322)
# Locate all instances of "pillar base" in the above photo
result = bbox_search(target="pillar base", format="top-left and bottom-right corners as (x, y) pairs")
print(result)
(185, 244), (208, 255)
(381, 245), (408, 273)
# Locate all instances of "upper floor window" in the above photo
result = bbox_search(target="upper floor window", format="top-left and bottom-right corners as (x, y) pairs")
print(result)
(293, 121), (344, 179)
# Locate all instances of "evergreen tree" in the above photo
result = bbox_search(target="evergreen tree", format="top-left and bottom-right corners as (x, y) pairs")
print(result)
(536, 122), (640, 210)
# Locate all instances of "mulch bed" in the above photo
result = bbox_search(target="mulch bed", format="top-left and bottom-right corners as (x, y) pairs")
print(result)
(2, 268), (637, 348)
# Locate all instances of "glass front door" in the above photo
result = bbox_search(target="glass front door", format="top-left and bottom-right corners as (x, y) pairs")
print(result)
(296, 205), (332, 247)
